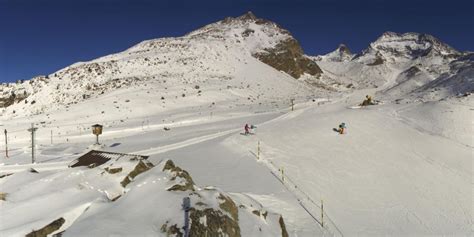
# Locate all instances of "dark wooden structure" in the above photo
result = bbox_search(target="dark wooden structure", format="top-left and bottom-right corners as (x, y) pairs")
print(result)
(91, 124), (103, 144)
(69, 150), (149, 168)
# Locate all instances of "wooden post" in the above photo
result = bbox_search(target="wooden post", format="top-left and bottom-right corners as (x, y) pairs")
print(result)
(321, 199), (324, 228)
(291, 99), (295, 111)
(4, 129), (8, 158)
(27, 123), (38, 164)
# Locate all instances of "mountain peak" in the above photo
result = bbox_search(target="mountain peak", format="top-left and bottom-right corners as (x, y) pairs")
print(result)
(237, 11), (257, 21)
(380, 31), (400, 38)
(337, 44), (351, 54)
(366, 31), (461, 61)
(316, 43), (353, 62)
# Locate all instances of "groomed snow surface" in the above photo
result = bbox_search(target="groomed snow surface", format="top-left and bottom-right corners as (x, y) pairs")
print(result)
(0, 88), (472, 236)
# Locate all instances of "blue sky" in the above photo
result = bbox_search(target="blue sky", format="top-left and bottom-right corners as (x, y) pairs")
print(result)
(1, 0), (473, 82)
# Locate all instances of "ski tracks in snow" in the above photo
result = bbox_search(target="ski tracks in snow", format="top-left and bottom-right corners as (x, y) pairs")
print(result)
(133, 128), (241, 156)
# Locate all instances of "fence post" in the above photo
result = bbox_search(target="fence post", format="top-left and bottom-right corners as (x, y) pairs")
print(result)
(321, 199), (324, 228)
(4, 129), (8, 158)
(27, 123), (38, 164)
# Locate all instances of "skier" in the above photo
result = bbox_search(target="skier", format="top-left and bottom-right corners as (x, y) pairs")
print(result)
(338, 122), (346, 134)
(366, 95), (372, 105)
(361, 95), (374, 106)
(244, 124), (250, 135)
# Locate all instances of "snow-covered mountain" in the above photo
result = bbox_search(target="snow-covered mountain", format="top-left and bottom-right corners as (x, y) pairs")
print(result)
(0, 11), (324, 119)
(1, 14), (472, 119)
(314, 44), (353, 62)
(316, 32), (473, 99)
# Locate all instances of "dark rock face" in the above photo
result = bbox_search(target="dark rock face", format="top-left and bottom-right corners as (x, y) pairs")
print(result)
(186, 193), (240, 237)
(279, 215), (289, 237)
(404, 66), (421, 78)
(217, 194), (239, 222)
(104, 167), (122, 174)
(161, 161), (241, 237)
(254, 38), (322, 78)
(120, 160), (154, 187)
(160, 222), (183, 237)
(367, 56), (384, 66)
(162, 160), (195, 191)
(0, 91), (28, 108)
(0, 192), (6, 201)
(189, 207), (240, 237)
(237, 11), (257, 21)
(0, 94), (15, 108)
(26, 218), (65, 237)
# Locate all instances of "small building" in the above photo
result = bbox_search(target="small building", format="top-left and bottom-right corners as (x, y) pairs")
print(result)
(69, 150), (149, 168)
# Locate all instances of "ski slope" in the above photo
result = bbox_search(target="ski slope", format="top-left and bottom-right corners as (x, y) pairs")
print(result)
(226, 94), (472, 235)
(1, 90), (472, 236)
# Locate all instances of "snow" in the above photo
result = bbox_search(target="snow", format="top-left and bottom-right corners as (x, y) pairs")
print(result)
(2, 91), (471, 235)
(1, 12), (473, 237)
(229, 97), (471, 235)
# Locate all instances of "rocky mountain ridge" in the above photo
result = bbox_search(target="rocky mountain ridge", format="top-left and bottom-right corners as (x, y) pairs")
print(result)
(316, 31), (472, 99)
(1, 13), (472, 117)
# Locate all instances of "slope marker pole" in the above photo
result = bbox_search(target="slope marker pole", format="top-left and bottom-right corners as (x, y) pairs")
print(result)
(321, 199), (324, 228)
(4, 129), (8, 158)
(27, 123), (38, 164)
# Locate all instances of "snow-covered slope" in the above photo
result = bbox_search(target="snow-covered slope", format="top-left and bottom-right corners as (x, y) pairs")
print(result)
(227, 94), (472, 235)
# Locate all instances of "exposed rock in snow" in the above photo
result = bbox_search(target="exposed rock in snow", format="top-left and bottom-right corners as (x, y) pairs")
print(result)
(254, 37), (323, 78)
(0, 157), (288, 236)
(26, 217), (65, 237)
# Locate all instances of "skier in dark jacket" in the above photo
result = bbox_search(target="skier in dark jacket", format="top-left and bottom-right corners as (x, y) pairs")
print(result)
(244, 124), (250, 135)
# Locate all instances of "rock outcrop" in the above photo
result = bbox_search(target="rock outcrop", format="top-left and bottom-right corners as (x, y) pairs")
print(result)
(254, 38), (323, 78)
(25, 218), (65, 237)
